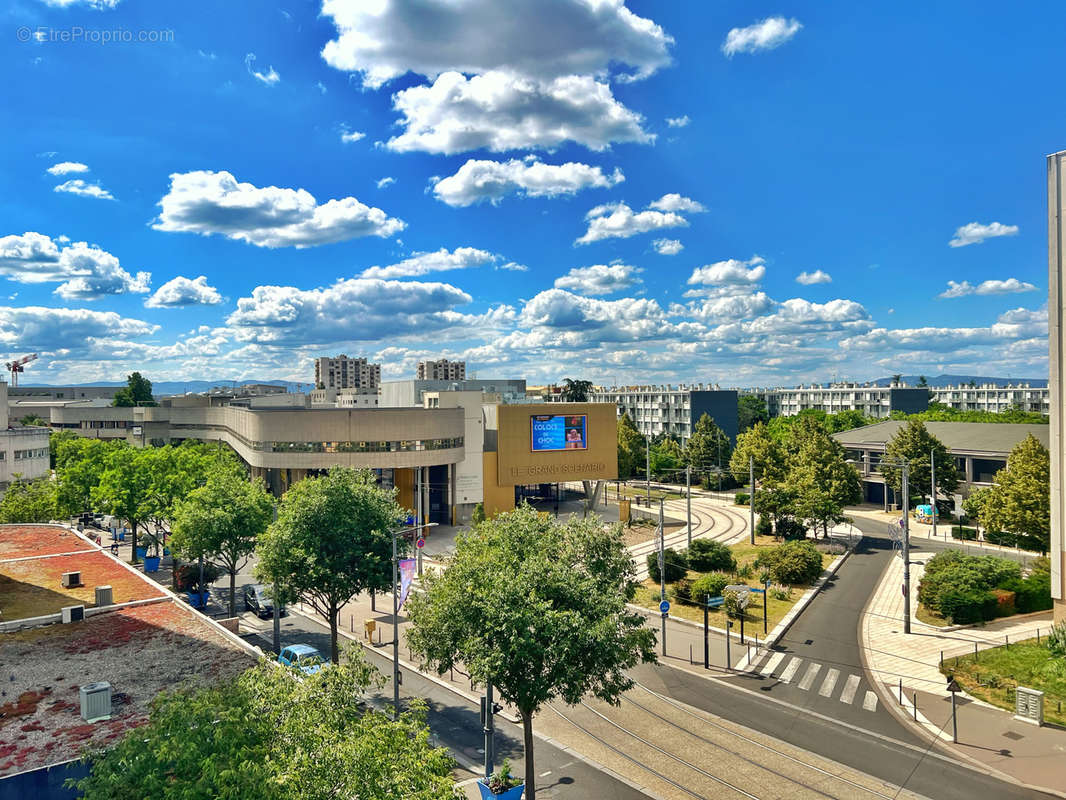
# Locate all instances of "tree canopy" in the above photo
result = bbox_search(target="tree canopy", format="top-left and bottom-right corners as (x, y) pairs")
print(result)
(729, 421), (786, 486)
(560, 378), (593, 402)
(616, 412), (645, 480)
(683, 413), (731, 485)
(112, 371), (156, 407)
(880, 419), (959, 503)
(788, 421), (862, 536)
(256, 468), (404, 663)
(0, 476), (57, 523)
(73, 651), (458, 800)
(737, 394), (769, 433)
(172, 463), (274, 616)
(981, 434), (1050, 553)
(406, 505), (656, 800)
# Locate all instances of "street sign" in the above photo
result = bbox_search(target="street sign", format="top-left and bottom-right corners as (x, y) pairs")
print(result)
(946, 678), (961, 693)
(659, 600), (670, 614)
(897, 517), (906, 528)
(705, 596), (725, 608)
(749, 587), (766, 594)
(416, 537), (425, 549)
(724, 584), (751, 610)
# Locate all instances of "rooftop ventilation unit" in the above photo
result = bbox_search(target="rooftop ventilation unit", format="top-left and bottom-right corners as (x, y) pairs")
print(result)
(80, 682), (112, 723)
(94, 585), (113, 607)
(61, 605), (84, 623)
(61, 571), (81, 588)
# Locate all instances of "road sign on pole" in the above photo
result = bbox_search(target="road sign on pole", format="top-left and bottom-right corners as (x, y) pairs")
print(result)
(659, 600), (670, 614)
(416, 537), (425, 549)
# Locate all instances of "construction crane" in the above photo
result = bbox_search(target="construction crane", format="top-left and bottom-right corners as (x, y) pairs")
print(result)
(5, 353), (38, 387)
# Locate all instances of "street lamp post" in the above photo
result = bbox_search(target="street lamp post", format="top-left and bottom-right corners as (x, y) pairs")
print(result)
(902, 462), (912, 634)
(749, 455), (755, 545)
(686, 465), (692, 549)
(388, 520), (437, 719)
(930, 447), (937, 539)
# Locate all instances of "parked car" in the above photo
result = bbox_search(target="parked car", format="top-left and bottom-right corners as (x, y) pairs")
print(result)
(277, 644), (324, 675)
(242, 584), (285, 619)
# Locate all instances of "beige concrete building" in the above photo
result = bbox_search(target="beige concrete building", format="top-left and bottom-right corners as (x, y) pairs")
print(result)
(1049, 150), (1065, 622)
(314, 355), (380, 392)
(0, 382), (50, 490)
(417, 359), (465, 381)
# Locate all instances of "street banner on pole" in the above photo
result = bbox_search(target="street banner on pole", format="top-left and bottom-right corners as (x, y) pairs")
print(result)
(399, 558), (416, 607)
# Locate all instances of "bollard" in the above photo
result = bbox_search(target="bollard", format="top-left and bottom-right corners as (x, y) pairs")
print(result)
(1005, 634), (1009, 648)
(940, 650), (943, 667)
(913, 692), (918, 720)
(1037, 628), (1040, 644)
(974, 642), (978, 661)
(899, 679), (903, 705)
(689, 644), (693, 665)
(350, 616), (354, 633)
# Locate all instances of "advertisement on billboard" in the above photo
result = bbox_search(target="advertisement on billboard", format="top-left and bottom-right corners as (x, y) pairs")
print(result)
(531, 414), (587, 452)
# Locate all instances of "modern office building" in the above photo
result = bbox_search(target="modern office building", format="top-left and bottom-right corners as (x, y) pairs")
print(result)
(590, 385), (738, 444)
(379, 378), (526, 408)
(930, 384), (1049, 414)
(0, 382), (50, 490)
(313, 355), (381, 392)
(416, 359), (466, 381)
(833, 420), (1049, 509)
(757, 384), (929, 418)
(1049, 149), (1065, 622)
(9, 384), (120, 402)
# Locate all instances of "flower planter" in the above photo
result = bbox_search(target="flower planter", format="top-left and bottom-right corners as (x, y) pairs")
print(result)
(135, 546), (147, 559)
(143, 555), (161, 573)
(476, 779), (524, 800)
(186, 591), (209, 609)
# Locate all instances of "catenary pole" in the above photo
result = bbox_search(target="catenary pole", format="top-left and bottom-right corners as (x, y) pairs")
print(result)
(646, 437), (651, 504)
(903, 462), (912, 635)
(686, 465), (692, 548)
(392, 525), (401, 718)
(749, 455), (756, 544)
(930, 447), (937, 539)
(658, 497), (666, 656)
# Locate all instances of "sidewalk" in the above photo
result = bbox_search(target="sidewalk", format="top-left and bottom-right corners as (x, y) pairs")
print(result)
(860, 545), (1063, 797)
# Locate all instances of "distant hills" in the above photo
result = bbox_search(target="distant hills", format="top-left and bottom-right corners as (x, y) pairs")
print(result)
(871, 374), (1047, 388)
(20, 379), (303, 396)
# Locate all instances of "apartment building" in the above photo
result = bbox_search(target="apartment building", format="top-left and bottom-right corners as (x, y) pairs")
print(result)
(314, 355), (381, 393)
(590, 385), (738, 444)
(930, 384), (1049, 414)
(0, 382), (53, 490)
(416, 359), (466, 381)
(757, 384), (929, 419)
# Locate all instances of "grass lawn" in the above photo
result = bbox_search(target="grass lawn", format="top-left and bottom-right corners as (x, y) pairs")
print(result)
(634, 535), (838, 633)
(916, 604), (951, 627)
(616, 486), (685, 502)
(940, 637), (1066, 727)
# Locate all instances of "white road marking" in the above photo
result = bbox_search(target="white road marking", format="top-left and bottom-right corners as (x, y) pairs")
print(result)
(761, 651), (786, 677)
(798, 662), (822, 691)
(818, 668), (840, 698)
(778, 657), (803, 684)
(863, 691), (879, 712)
(540, 771), (552, 777)
(840, 674), (861, 705)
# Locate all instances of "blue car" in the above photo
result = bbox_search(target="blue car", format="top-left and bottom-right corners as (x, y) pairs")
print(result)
(277, 644), (324, 675)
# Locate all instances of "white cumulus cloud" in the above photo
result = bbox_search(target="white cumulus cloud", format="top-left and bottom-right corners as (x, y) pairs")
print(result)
(722, 17), (802, 57)
(360, 247), (497, 279)
(432, 158), (624, 207)
(153, 170), (406, 248)
(46, 162), (89, 176)
(652, 238), (683, 255)
(796, 269), (832, 285)
(666, 115), (690, 128)
(386, 71), (653, 154)
(948, 221), (1019, 247)
(0, 232), (149, 299)
(577, 194), (703, 245)
(319, 0), (673, 88)
(647, 193), (705, 213)
(53, 179), (115, 201)
(939, 277), (1038, 298)
(245, 53), (280, 86)
(145, 275), (223, 308)
(340, 129), (366, 143)
(376, 177), (396, 189)
(554, 263), (643, 296)
(687, 256), (766, 286)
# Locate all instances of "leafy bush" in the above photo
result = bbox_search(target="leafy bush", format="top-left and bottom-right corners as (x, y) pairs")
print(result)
(471, 502), (486, 526)
(918, 551), (1026, 623)
(815, 541), (845, 556)
(646, 547), (687, 583)
(775, 517), (808, 540)
(174, 561), (222, 590)
(951, 525), (977, 540)
(671, 577), (694, 604)
(723, 588), (746, 618)
(735, 563), (754, 580)
(769, 585), (792, 601)
(937, 588), (997, 624)
(758, 541), (823, 585)
(690, 571), (730, 602)
(734, 492), (750, 506)
(1047, 621), (1066, 658)
(755, 515), (773, 537)
(686, 539), (736, 572)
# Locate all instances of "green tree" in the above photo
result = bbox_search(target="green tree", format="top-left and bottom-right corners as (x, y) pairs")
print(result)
(880, 419), (959, 505)
(92, 445), (156, 562)
(17, 413), (46, 426)
(962, 487), (991, 529)
(737, 394), (769, 433)
(560, 378), (593, 402)
(616, 412), (645, 480)
(917, 375), (929, 388)
(406, 505), (656, 800)
(0, 475), (57, 523)
(650, 436), (683, 479)
(73, 650), (457, 800)
(788, 422), (861, 536)
(55, 436), (114, 516)
(683, 413), (732, 486)
(981, 434), (1050, 553)
(729, 421), (787, 486)
(824, 409), (873, 433)
(256, 468), (403, 663)
(112, 371), (156, 407)
(172, 464), (275, 617)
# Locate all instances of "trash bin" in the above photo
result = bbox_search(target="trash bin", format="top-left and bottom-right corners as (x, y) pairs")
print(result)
(364, 619), (376, 640)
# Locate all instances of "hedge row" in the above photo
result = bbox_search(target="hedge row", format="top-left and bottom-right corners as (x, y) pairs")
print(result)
(918, 551), (1052, 624)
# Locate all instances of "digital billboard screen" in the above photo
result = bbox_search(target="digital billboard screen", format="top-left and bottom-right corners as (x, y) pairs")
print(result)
(530, 414), (588, 452)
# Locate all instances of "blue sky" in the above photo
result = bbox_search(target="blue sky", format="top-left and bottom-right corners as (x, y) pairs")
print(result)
(0, 0), (1059, 387)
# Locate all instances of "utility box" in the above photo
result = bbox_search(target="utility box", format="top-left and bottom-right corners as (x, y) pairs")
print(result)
(1015, 686), (1044, 726)
(94, 585), (113, 607)
(62, 605), (85, 623)
(80, 682), (112, 723)
(61, 571), (81, 588)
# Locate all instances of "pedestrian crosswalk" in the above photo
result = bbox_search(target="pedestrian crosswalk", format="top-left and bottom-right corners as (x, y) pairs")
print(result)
(758, 652), (879, 713)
